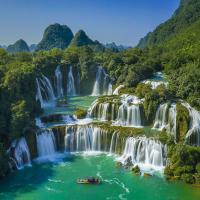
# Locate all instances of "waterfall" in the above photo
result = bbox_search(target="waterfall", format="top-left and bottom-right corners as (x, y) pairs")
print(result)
(93, 103), (110, 121)
(55, 66), (63, 97)
(153, 103), (177, 139)
(9, 138), (31, 169)
(65, 125), (111, 153)
(67, 66), (76, 96)
(117, 137), (166, 170)
(109, 132), (119, 154)
(36, 75), (56, 108)
(166, 104), (177, 139)
(87, 99), (99, 117)
(92, 66), (102, 96)
(113, 85), (125, 95)
(127, 105), (142, 126)
(35, 117), (44, 128)
(88, 100), (116, 121)
(182, 103), (200, 146)
(64, 124), (166, 171)
(36, 129), (56, 157)
(153, 104), (169, 130)
(99, 103), (110, 121)
(36, 78), (44, 108)
(108, 83), (113, 95)
(88, 95), (142, 127)
(142, 80), (168, 89)
(114, 95), (143, 127)
(114, 104), (142, 127)
(91, 66), (112, 96)
(142, 72), (168, 89)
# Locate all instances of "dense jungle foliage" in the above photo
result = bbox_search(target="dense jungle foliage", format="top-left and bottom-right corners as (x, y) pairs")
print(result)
(0, 46), (161, 153)
(137, 0), (200, 110)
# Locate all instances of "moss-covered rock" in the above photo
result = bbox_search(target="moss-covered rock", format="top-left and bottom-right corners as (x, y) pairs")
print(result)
(176, 103), (190, 142)
(132, 165), (141, 175)
(144, 173), (153, 177)
(143, 91), (160, 124)
(51, 126), (66, 150)
(24, 128), (37, 159)
(74, 108), (87, 119)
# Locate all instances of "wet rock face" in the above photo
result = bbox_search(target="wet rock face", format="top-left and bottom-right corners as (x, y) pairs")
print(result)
(52, 126), (66, 151)
(125, 157), (133, 167)
(0, 157), (10, 178)
(41, 114), (63, 123)
(9, 138), (31, 168)
(9, 147), (15, 158)
(132, 165), (141, 175)
(25, 129), (37, 159)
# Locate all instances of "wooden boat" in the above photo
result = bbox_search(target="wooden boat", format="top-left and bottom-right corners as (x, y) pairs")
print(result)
(77, 178), (100, 184)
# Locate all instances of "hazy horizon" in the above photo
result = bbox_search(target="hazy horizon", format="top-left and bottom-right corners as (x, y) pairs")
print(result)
(0, 0), (179, 46)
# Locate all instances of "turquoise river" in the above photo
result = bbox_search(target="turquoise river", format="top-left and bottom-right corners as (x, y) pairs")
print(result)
(0, 154), (200, 200)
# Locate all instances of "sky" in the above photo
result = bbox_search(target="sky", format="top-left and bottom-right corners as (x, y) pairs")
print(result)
(0, 0), (180, 47)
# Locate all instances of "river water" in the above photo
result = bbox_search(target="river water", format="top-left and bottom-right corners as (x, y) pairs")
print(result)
(0, 155), (199, 200)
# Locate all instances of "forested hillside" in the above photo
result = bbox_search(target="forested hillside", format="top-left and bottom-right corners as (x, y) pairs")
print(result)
(137, 0), (200, 110)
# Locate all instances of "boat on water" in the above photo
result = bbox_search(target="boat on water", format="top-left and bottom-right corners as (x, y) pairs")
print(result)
(77, 177), (100, 184)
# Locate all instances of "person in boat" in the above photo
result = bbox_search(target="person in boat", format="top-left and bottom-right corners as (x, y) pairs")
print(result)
(88, 177), (97, 183)
(77, 177), (100, 184)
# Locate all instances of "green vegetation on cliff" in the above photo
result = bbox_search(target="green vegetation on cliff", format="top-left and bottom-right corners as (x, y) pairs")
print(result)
(137, 0), (200, 110)
(165, 144), (200, 184)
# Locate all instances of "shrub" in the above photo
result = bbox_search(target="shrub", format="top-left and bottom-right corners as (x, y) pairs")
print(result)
(181, 173), (195, 184)
(74, 108), (87, 119)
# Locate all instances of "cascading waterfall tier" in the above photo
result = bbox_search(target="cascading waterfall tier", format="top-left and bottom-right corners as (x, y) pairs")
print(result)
(36, 75), (56, 108)
(142, 80), (168, 89)
(182, 103), (200, 146)
(142, 72), (168, 89)
(91, 66), (112, 96)
(115, 103), (142, 127)
(36, 65), (80, 109)
(35, 65), (112, 110)
(55, 66), (64, 97)
(64, 124), (166, 170)
(65, 125), (115, 153)
(88, 94), (143, 127)
(8, 124), (166, 172)
(117, 137), (167, 171)
(88, 101), (118, 121)
(9, 137), (31, 169)
(153, 103), (177, 139)
(36, 129), (56, 158)
(67, 66), (76, 96)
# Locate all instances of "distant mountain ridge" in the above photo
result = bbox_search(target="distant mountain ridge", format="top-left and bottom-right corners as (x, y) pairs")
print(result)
(2, 23), (130, 53)
(7, 39), (30, 53)
(105, 42), (131, 52)
(29, 44), (37, 52)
